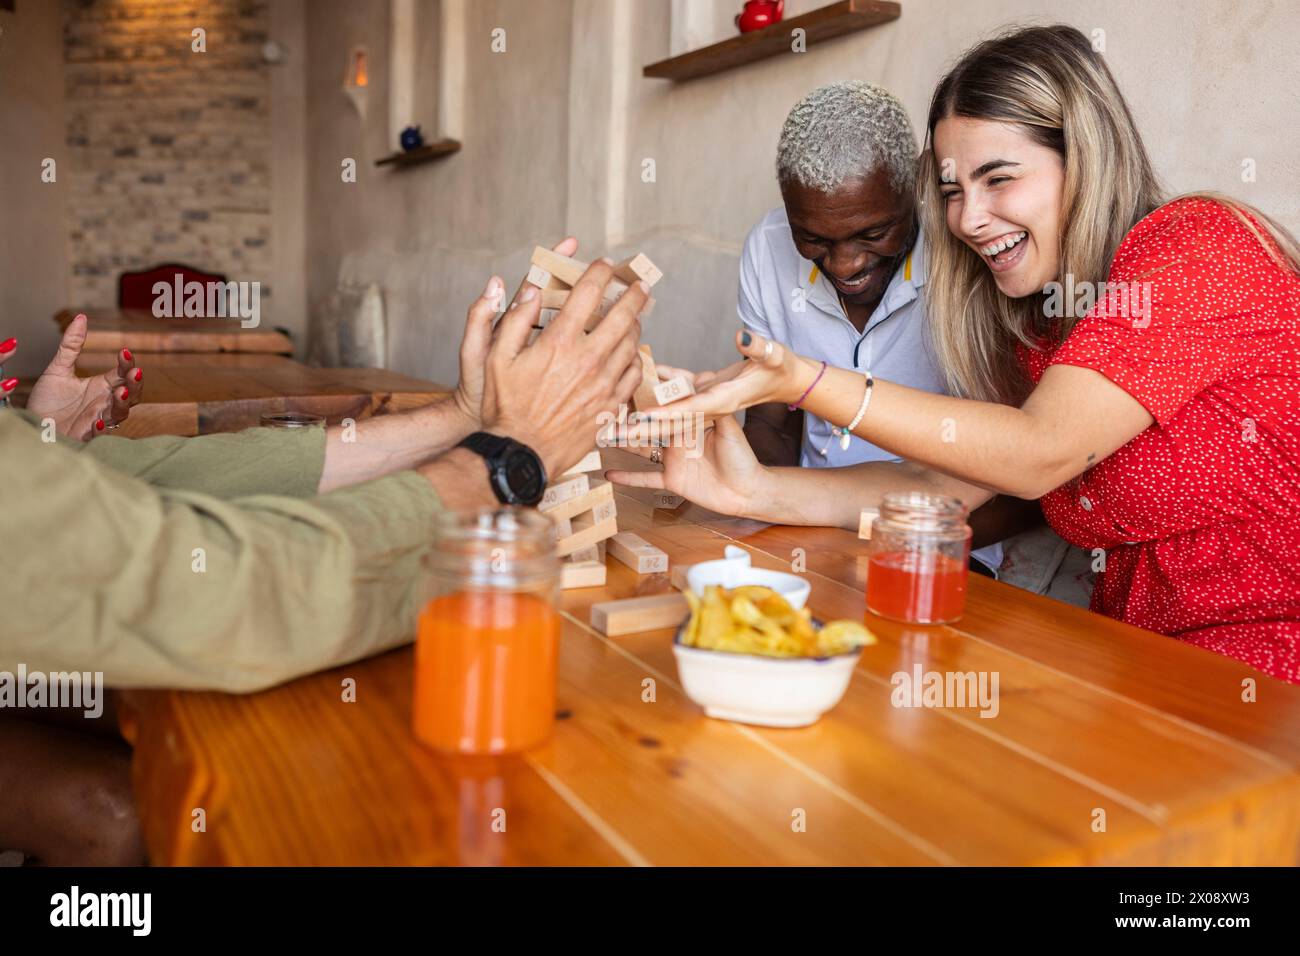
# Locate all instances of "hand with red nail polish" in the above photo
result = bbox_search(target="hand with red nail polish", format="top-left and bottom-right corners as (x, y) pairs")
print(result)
(0, 337), (16, 357)
(23, 313), (145, 440)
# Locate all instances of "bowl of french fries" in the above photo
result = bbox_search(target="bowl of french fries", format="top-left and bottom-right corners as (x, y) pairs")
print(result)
(675, 584), (876, 727)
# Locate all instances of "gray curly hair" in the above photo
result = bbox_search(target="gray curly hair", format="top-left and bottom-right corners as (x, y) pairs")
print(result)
(776, 81), (918, 194)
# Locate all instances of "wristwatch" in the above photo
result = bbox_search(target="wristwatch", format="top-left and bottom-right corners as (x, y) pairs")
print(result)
(457, 432), (548, 506)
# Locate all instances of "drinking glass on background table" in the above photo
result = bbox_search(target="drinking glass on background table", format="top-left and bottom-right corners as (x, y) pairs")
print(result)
(260, 411), (325, 429)
(865, 492), (971, 625)
(414, 508), (561, 755)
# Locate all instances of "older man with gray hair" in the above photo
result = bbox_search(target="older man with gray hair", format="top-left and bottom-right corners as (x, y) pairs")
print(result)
(738, 81), (1038, 576)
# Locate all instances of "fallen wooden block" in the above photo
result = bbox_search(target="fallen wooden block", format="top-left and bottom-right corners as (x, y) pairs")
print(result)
(652, 375), (694, 405)
(858, 507), (879, 540)
(556, 514), (618, 558)
(651, 490), (686, 510)
(613, 252), (662, 288)
(607, 531), (668, 575)
(562, 449), (603, 476)
(539, 473), (591, 511)
(544, 479), (615, 525)
(670, 563), (693, 591)
(590, 592), (689, 637)
(560, 559), (606, 590)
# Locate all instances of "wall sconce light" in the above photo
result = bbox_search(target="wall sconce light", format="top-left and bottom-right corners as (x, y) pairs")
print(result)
(343, 46), (369, 121)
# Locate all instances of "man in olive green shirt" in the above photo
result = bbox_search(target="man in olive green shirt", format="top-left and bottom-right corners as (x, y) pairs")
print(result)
(2, 257), (648, 694)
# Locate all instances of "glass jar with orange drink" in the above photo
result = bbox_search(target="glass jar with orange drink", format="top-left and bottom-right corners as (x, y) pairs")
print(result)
(865, 492), (971, 625)
(413, 507), (560, 755)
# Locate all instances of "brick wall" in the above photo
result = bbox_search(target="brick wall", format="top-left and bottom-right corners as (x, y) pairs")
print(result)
(62, 0), (272, 309)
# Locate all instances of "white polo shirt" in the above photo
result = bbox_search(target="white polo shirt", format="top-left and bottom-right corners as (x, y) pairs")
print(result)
(738, 205), (1002, 572)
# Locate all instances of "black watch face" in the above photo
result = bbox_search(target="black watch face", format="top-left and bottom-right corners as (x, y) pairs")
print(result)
(502, 448), (545, 504)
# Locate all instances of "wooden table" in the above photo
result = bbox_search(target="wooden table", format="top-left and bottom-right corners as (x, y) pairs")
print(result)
(56, 308), (294, 355)
(64, 357), (449, 437)
(120, 451), (1300, 866)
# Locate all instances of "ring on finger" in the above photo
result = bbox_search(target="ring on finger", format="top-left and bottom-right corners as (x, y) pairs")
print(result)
(650, 446), (662, 465)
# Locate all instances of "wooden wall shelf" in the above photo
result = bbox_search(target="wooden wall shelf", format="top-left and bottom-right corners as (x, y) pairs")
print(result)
(644, 0), (900, 82)
(374, 139), (462, 168)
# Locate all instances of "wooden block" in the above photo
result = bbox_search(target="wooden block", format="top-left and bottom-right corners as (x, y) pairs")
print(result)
(539, 473), (590, 511)
(632, 344), (660, 410)
(544, 479), (615, 525)
(590, 592), (689, 637)
(567, 543), (601, 563)
(613, 253), (662, 288)
(560, 559), (607, 590)
(652, 375), (694, 405)
(549, 516), (573, 543)
(527, 264), (554, 288)
(531, 246), (588, 286)
(651, 490), (686, 510)
(858, 507), (879, 540)
(573, 495), (617, 528)
(531, 246), (629, 297)
(556, 515), (618, 558)
(562, 449), (603, 476)
(670, 563), (693, 591)
(540, 288), (569, 310)
(607, 531), (668, 574)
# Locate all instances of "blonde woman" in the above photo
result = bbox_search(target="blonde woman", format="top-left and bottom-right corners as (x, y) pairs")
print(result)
(612, 24), (1300, 683)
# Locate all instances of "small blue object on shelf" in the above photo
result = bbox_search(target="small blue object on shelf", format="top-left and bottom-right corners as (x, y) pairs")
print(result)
(399, 125), (424, 152)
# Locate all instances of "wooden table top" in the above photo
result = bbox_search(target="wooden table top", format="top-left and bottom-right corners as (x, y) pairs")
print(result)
(56, 308), (294, 355)
(119, 450), (1300, 866)
(63, 357), (449, 436)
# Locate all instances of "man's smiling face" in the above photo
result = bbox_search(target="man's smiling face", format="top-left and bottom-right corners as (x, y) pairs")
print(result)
(782, 164), (917, 310)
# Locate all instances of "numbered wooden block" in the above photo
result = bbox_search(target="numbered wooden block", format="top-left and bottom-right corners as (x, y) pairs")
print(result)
(607, 531), (668, 574)
(613, 252), (662, 288)
(544, 479), (615, 525)
(653, 375), (694, 405)
(651, 490), (686, 510)
(527, 264), (554, 289)
(539, 473), (591, 512)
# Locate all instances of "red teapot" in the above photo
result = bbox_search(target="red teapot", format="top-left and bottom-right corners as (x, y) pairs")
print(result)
(735, 0), (784, 34)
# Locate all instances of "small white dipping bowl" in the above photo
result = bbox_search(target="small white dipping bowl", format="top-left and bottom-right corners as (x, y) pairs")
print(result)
(686, 546), (811, 610)
(672, 624), (861, 728)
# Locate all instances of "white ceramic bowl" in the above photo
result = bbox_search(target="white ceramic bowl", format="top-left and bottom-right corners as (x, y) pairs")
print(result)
(672, 623), (861, 728)
(686, 546), (811, 610)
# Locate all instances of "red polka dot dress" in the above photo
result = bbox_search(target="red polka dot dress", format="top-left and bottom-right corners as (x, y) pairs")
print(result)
(1020, 198), (1300, 684)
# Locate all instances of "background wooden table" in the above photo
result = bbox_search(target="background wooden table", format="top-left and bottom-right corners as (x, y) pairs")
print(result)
(10, 349), (449, 437)
(119, 450), (1300, 866)
(56, 308), (294, 354)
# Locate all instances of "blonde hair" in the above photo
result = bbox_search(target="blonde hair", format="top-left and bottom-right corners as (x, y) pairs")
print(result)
(919, 24), (1300, 403)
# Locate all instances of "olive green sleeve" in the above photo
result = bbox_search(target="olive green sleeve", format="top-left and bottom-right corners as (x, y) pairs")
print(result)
(69, 419), (326, 499)
(2, 409), (446, 693)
